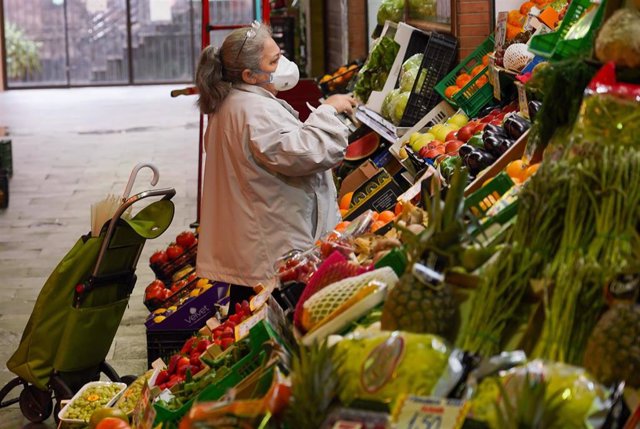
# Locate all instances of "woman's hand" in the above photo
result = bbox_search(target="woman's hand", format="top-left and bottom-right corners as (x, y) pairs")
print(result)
(324, 94), (358, 115)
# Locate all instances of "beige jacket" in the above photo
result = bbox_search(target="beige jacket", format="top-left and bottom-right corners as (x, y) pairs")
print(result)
(196, 83), (349, 287)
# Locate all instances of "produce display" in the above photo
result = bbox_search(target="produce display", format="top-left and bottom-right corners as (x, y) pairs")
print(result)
(318, 63), (359, 94)
(61, 383), (126, 422)
(60, 4), (640, 429)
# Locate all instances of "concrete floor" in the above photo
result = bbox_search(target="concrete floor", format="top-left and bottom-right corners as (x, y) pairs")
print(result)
(0, 85), (201, 428)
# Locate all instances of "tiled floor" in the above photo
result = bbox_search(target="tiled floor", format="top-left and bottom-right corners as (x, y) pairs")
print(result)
(0, 85), (201, 428)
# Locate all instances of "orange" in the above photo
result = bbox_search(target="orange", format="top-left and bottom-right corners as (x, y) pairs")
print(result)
(475, 75), (489, 87)
(378, 210), (396, 224)
(524, 163), (540, 180)
(334, 221), (351, 233)
(370, 211), (380, 222)
(340, 208), (349, 218)
(520, 1), (535, 15)
(339, 192), (353, 211)
(456, 73), (472, 88)
(394, 201), (404, 216)
(507, 23), (523, 40)
(336, 66), (348, 75)
(507, 10), (524, 26)
(370, 220), (386, 233)
(444, 85), (460, 99)
(506, 160), (528, 182)
(319, 74), (332, 83)
(482, 54), (490, 66)
(471, 65), (486, 77)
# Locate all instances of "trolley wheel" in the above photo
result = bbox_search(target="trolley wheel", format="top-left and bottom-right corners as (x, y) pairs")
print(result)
(53, 400), (62, 424)
(50, 376), (73, 425)
(120, 375), (138, 386)
(19, 385), (52, 423)
(0, 377), (25, 408)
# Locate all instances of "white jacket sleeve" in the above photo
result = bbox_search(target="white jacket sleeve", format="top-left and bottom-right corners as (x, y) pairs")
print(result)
(247, 104), (349, 177)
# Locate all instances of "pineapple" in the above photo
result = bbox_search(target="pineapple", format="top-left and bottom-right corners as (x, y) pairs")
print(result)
(583, 303), (640, 388)
(381, 168), (469, 341)
(381, 270), (458, 340)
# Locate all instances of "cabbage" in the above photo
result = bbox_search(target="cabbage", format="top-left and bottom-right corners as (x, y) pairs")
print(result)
(381, 88), (401, 121)
(399, 54), (426, 92)
(407, 0), (437, 19)
(377, 0), (405, 25)
(392, 91), (410, 125)
(402, 53), (423, 73)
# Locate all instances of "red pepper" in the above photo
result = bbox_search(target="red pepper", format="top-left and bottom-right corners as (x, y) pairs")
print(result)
(155, 370), (169, 386)
(180, 336), (197, 355)
(167, 354), (181, 374)
(220, 337), (234, 350)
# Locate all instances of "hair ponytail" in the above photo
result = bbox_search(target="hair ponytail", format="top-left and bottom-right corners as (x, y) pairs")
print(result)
(196, 46), (232, 114)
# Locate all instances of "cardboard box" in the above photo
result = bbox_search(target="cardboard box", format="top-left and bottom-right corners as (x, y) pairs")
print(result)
(339, 160), (379, 198)
(344, 169), (406, 220)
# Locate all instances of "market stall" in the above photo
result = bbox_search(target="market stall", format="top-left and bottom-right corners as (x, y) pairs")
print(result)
(19, 0), (640, 427)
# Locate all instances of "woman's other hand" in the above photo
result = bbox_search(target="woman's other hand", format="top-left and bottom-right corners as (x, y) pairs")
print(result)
(324, 94), (358, 115)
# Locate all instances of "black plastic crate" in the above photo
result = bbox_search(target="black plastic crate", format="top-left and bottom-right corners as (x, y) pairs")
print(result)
(146, 328), (195, 368)
(0, 169), (8, 209)
(0, 140), (12, 178)
(400, 33), (458, 127)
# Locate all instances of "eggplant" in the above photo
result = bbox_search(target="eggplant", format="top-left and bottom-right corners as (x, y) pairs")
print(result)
(483, 135), (503, 157)
(503, 115), (531, 140)
(497, 138), (514, 155)
(464, 149), (496, 176)
(458, 144), (475, 160)
(528, 100), (543, 121)
(483, 124), (508, 137)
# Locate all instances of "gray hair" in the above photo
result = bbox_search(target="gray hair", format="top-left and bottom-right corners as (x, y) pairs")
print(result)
(196, 25), (272, 114)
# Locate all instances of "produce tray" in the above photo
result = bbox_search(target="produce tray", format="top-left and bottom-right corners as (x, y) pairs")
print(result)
(149, 241), (198, 283)
(58, 381), (127, 427)
(464, 172), (514, 218)
(317, 60), (362, 96)
(153, 320), (279, 424)
(399, 32), (458, 127)
(146, 328), (196, 368)
(435, 35), (495, 118)
(528, 0), (606, 60)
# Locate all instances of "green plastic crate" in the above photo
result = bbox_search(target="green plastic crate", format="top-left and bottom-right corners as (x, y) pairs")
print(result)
(465, 172), (518, 237)
(528, 0), (606, 60)
(153, 320), (279, 425)
(435, 35), (495, 118)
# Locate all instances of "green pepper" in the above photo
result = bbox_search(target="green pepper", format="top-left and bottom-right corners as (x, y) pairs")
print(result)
(467, 133), (485, 149)
(439, 156), (461, 181)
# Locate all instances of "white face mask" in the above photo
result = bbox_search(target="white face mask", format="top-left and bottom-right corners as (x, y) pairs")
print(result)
(256, 56), (299, 91)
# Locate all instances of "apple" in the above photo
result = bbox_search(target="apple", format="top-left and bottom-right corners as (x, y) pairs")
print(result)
(457, 124), (476, 143)
(446, 113), (469, 128)
(150, 250), (168, 266)
(490, 119), (503, 126)
(176, 231), (197, 249)
(445, 140), (465, 153)
(474, 123), (487, 133)
(166, 244), (185, 260)
(410, 133), (435, 152)
(445, 130), (458, 142)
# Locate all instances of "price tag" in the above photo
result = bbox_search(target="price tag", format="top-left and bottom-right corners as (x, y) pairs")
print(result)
(249, 285), (271, 312)
(332, 422), (363, 429)
(495, 12), (508, 50)
(517, 83), (530, 120)
(491, 66), (502, 101)
(395, 396), (468, 429)
(131, 381), (156, 429)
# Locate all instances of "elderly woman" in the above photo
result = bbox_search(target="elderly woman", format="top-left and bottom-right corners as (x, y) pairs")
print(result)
(195, 22), (356, 311)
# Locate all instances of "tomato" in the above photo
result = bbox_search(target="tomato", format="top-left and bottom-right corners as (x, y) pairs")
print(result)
(145, 280), (167, 302)
(187, 272), (198, 283)
(171, 279), (187, 293)
(149, 250), (168, 266)
(95, 417), (131, 429)
(89, 409), (129, 429)
(166, 244), (185, 260)
(176, 231), (197, 249)
(445, 130), (458, 142)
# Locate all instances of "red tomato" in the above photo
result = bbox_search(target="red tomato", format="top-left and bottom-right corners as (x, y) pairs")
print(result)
(166, 244), (185, 260)
(145, 280), (167, 302)
(171, 280), (187, 293)
(95, 417), (131, 429)
(176, 231), (197, 249)
(445, 130), (458, 142)
(149, 250), (168, 265)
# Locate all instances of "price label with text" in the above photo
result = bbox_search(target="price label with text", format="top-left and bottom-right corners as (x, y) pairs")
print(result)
(395, 396), (468, 429)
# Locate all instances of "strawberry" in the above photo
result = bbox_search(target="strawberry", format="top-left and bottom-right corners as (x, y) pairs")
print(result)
(180, 336), (197, 354)
(221, 338), (234, 350)
(167, 354), (181, 374)
(155, 370), (169, 386)
(196, 339), (211, 353)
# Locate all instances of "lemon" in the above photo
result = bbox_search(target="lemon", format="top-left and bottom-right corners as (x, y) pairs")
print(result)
(447, 113), (469, 128)
(153, 308), (166, 315)
(196, 278), (210, 288)
(153, 315), (166, 323)
(167, 306), (177, 312)
(189, 288), (201, 298)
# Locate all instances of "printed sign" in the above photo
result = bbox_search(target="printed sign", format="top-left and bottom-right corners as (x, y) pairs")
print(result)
(131, 381), (156, 429)
(395, 396), (468, 429)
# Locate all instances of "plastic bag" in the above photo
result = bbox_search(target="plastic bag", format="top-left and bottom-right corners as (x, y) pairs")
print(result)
(407, 0), (437, 20)
(377, 0), (405, 25)
(466, 360), (610, 429)
(334, 331), (451, 407)
(399, 54), (424, 92)
(569, 62), (640, 151)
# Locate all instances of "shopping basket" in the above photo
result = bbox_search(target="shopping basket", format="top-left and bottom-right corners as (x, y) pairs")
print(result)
(0, 163), (176, 423)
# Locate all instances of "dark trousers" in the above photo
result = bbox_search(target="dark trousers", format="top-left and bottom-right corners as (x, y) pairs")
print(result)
(228, 284), (254, 315)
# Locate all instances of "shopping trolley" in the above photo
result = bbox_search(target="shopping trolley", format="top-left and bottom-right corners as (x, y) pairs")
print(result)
(0, 163), (176, 423)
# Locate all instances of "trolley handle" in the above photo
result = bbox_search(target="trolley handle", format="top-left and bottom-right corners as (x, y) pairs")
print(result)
(171, 87), (198, 98)
(91, 187), (176, 278)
